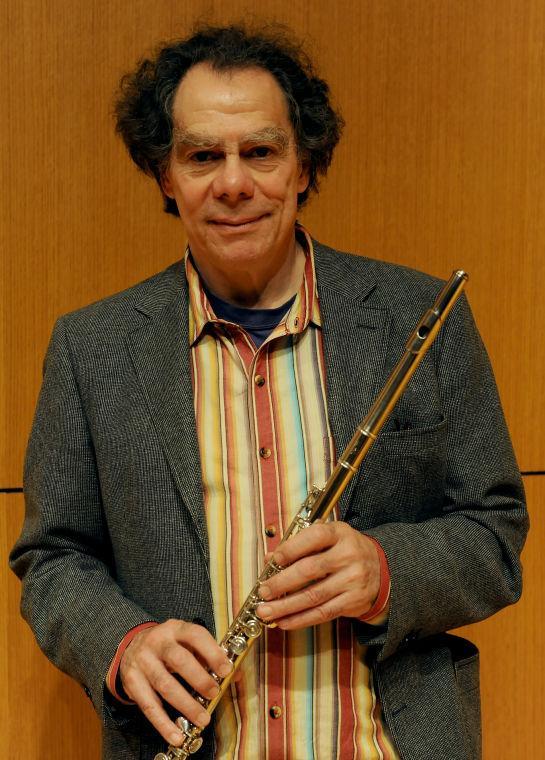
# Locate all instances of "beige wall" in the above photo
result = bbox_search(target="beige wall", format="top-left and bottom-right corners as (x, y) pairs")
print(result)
(2, 1), (543, 757)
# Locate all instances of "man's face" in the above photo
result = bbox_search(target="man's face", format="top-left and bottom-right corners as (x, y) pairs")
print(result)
(162, 63), (309, 291)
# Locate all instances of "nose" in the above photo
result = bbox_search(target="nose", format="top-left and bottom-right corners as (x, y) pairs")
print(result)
(212, 154), (255, 203)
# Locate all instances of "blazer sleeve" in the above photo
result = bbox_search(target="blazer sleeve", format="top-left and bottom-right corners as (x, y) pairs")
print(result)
(356, 295), (528, 660)
(9, 317), (157, 728)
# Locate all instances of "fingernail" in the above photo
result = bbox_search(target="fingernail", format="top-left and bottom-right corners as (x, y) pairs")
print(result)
(170, 730), (184, 745)
(260, 585), (271, 599)
(257, 604), (272, 618)
(207, 684), (220, 699)
(218, 662), (233, 678)
(197, 711), (210, 727)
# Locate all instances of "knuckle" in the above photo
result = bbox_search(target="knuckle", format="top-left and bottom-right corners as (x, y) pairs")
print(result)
(170, 649), (191, 675)
(314, 523), (331, 542)
(140, 701), (156, 717)
(148, 665), (173, 692)
(165, 618), (188, 638)
(184, 622), (203, 641)
(304, 584), (325, 607)
(164, 640), (185, 661)
(136, 649), (157, 674)
(155, 673), (174, 694)
(312, 556), (328, 578)
(300, 560), (317, 580)
(122, 668), (138, 691)
(314, 605), (330, 624)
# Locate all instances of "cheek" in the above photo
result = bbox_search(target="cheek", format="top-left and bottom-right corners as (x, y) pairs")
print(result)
(174, 182), (209, 218)
(260, 173), (302, 206)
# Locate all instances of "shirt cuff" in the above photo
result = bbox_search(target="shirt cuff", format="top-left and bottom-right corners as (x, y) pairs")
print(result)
(358, 536), (391, 624)
(105, 622), (159, 705)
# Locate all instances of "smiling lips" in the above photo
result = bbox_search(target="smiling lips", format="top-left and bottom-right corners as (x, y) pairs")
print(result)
(209, 214), (268, 230)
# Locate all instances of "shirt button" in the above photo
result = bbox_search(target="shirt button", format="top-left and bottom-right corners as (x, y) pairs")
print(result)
(265, 524), (277, 537)
(269, 704), (282, 719)
(259, 447), (271, 459)
(255, 374), (265, 387)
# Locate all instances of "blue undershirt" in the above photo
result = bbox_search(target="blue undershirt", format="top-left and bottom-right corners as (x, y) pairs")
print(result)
(205, 287), (296, 348)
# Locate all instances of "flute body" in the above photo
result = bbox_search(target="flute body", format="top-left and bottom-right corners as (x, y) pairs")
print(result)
(155, 269), (469, 760)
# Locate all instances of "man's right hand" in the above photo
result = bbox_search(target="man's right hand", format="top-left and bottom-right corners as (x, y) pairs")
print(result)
(119, 619), (233, 747)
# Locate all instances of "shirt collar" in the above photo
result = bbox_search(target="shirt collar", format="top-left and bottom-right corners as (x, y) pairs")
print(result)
(185, 223), (321, 346)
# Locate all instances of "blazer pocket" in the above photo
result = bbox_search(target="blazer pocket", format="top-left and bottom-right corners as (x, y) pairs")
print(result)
(347, 418), (449, 525)
(373, 416), (448, 457)
(454, 652), (480, 693)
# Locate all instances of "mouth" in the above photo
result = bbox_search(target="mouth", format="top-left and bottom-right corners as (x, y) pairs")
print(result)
(208, 214), (268, 231)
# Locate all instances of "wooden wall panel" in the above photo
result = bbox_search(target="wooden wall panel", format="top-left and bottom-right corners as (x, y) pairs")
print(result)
(1, 1), (543, 758)
(300, 0), (545, 472)
(455, 475), (543, 760)
(1, 0), (544, 484)
(1, 493), (101, 757)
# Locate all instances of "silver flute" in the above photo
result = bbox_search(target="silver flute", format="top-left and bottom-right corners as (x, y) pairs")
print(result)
(155, 269), (469, 760)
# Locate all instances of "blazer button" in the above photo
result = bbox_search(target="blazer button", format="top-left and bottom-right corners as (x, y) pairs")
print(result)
(259, 447), (271, 459)
(265, 524), (277, 537)
(269, 704), (282, 719)
(255, 374), (265, 387)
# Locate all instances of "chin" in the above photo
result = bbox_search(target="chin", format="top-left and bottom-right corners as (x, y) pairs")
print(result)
(214, 238), (269, 262)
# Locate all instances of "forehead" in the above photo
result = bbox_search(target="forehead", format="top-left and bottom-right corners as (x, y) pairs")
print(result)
(171, 63), (292, 132)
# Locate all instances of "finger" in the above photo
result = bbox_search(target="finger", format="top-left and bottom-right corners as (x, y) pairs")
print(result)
(260, 549), (332, 599)
(172, 621), (233, 679)
(163, 645), (222, 701)
(257, 564), (374, 621)
(123, 669), (189, 747)
(257, 574), (338, 620)
(272, 523), (336, 567)
(273, 592), (354, 630)
(147, 661), (212, 729)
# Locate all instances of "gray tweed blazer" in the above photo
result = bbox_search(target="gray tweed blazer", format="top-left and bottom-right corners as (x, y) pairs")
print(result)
(10, 241), (528, 760)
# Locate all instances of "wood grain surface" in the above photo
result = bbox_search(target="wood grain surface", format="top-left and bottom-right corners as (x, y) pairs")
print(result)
(2, 493), (101, 756)
(1, 0), (544, 484)
(1, 1), (543, 757)
(456, 474), (544, 760)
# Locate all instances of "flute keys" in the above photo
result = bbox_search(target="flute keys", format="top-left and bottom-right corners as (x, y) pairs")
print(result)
(173, 718), (204, 755)
(228, 635), (247, 655)
(188, 737), (203, 753)
(242, 618), (262, 638)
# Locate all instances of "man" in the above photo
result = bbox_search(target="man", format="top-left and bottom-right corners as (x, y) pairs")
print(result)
(10, 24), (527, 760)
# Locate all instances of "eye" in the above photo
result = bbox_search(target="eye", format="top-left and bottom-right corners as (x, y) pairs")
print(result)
(190, 150), (220, 163)
(248, 146), (273, 158)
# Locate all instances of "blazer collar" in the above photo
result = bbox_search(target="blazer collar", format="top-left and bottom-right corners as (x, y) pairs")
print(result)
(127, 263), (210, 562)
(313, 242), (391, 517)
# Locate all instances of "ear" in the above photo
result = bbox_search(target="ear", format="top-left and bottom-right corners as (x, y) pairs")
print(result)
(297, 160), (310, 195)
(160, 169), (175, 199)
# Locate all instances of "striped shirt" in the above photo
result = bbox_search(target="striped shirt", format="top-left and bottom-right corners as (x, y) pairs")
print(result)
(187, 226), (399, 760)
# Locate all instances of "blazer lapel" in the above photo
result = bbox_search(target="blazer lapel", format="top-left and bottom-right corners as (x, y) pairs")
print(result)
(127, 264), (209, 562)
(314, 243), (392, 518)
(124, 244), (391, 551)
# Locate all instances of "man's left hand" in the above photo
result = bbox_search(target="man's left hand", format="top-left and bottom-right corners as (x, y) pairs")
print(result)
(256, 522), (381, 629)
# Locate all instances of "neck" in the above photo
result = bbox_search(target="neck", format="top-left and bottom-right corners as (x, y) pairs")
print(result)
(191, 238), (306, 309)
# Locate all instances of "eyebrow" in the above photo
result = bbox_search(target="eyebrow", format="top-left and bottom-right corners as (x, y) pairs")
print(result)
(172, 126), (290, 154)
